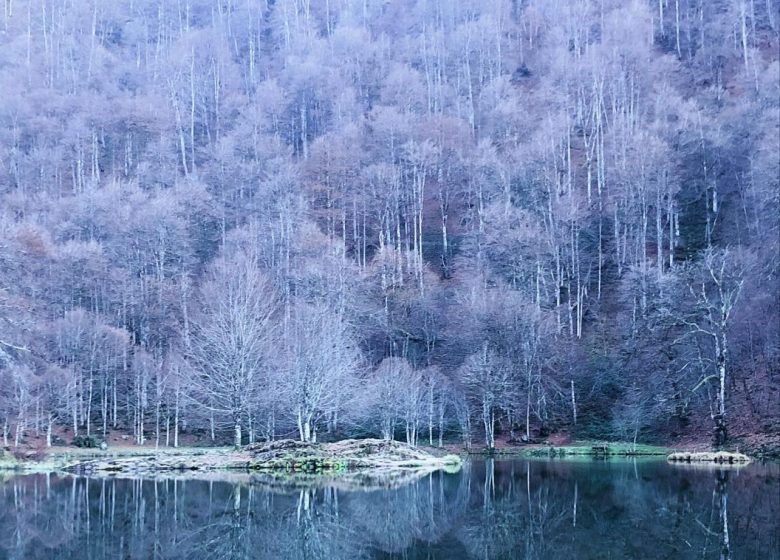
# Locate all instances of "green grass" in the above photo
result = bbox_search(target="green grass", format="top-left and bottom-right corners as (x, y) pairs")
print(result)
(471, 441), (672, 458)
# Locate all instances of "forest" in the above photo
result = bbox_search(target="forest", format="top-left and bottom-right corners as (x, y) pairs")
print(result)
(0, 0), (777, 452)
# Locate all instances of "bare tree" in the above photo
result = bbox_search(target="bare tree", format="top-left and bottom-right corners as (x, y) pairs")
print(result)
(460, 342), (515, 450)
(188, 254), (278, 448)
(0, 0), (776, 450)
(284, 303), (361, 443)
(368, 357), (411, 441)
(675, 249), (746, 447)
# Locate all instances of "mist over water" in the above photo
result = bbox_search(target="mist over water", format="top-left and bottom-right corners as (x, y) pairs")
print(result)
(1, 460), (777, 560)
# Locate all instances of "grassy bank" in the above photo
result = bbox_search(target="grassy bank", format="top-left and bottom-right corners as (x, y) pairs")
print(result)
(0, 445), (236, 473)
(1, 439), (462, 476)
(466, 441), (672, 458)
(667, 451), (751, 464)
(5, 437), (774, 475)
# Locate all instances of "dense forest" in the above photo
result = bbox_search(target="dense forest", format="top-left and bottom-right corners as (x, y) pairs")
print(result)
(0, 0), (777, 451)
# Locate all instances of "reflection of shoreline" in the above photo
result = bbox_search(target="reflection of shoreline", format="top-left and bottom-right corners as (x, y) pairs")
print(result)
(667, 451), (751, 465)
(0, 467), (473, 560)
(51, 464), (456, 493)
(665, 462), (751, 471)
(0, 459), (777, 560)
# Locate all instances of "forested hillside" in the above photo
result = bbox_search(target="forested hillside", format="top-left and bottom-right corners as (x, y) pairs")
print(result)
(0, 0), (777, 451)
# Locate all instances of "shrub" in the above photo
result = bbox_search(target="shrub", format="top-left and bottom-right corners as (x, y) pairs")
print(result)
(72, 435), (101, 448)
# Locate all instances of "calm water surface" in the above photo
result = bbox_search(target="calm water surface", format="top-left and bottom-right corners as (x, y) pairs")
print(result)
(0, 459), (777, 560)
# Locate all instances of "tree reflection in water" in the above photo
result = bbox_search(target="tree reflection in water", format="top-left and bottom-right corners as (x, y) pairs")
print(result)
(714, 471), (730, 560)
(0, 460), (776, 560)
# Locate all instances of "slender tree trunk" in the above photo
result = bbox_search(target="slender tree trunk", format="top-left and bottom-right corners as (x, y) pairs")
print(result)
(428, 384), (434, 446)
(438, 400), (444, 447)
(86, 373), (93, 437)
(234, 420), (241, 449)
(739, 0), (750, 72)
(483, 400), (495, 449)
(173, 388), (179, 448)
(714, 333), (728, 447)
(526, 388), (531, 442)
(46, 414), (53, 447)
(571, 380), (577, 426)
(72, 400), (78, 437)
(102, 382), (108, 438)
(155, 400), (161, 449)
(14, 417), (22, 447)
(463, 412), (472, 450)
(674, 0), (681, 58)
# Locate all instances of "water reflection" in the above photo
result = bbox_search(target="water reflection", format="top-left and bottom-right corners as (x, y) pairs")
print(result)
(716, 471), (731, 560)
(0, 459), (777, 560)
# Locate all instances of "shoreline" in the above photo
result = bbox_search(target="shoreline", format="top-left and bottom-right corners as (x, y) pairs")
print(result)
(1, 439), (463, 477)
(464, 442), (671, 458)
(3, 438), (774, 475)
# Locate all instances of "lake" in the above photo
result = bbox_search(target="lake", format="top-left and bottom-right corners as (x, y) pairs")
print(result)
(0, 458), (777, 559)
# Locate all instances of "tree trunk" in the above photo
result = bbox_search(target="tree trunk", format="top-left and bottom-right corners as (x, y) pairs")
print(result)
(714, 334), (728, 448)
(571, 380), (577, 425)
(526, 383), (532, 442)
(297, 410), (305, 442)
(298, 411), (313, 443)
(155, 399), (161, 449)
(464, 412), (472, 450)
(14, 418), (22, 447)
(674, 0), (681, 58)
(233, 420), (241, 449)
(428, 384), (434, 446)
(72, 401), (78, 437)
(173, 390), (180, 448)
(46, 414), (53, 447)
(102, 383), (108, 438)
(438, 401), (444, 447)
(483, 401), (495, 449)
